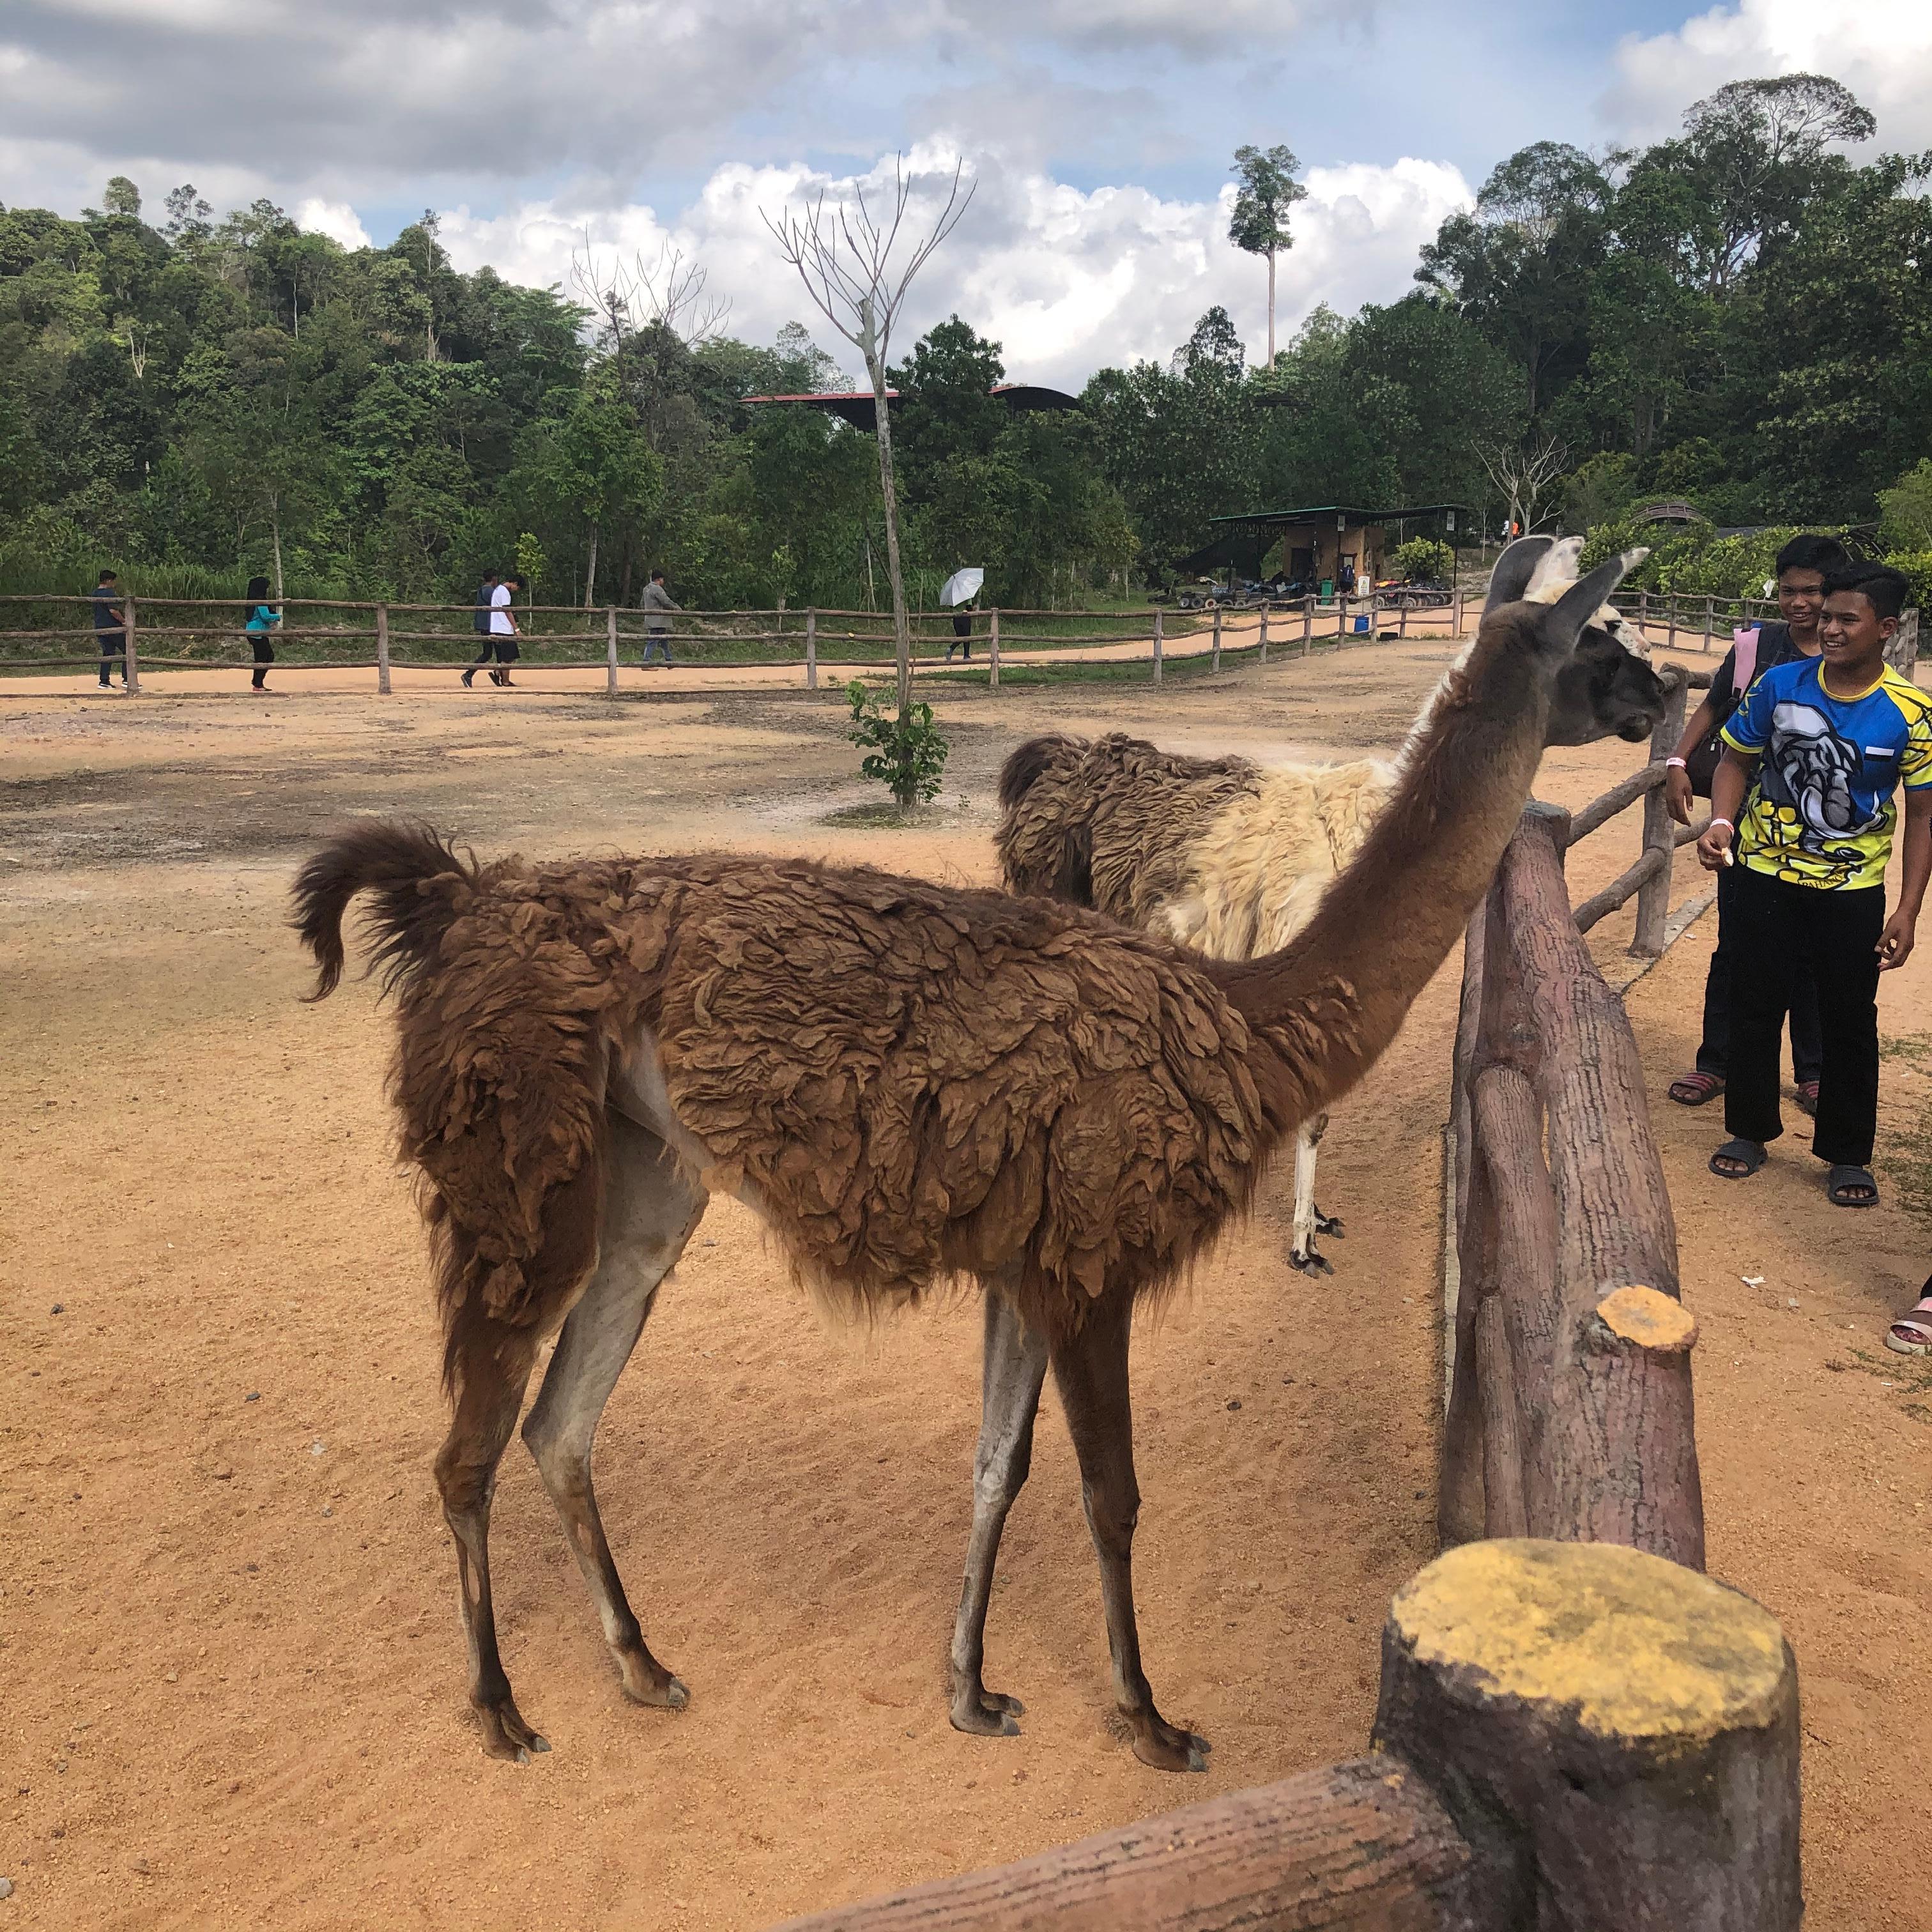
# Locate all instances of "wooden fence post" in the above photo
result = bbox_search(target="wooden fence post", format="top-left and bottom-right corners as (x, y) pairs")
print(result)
(1632, 671), (1688, 956)
(1399, 594), (1409, 640)
(1338, 591), (1349, 646)
(1303, 594), (1313, 654)
(1704, 594), (1716, 652)
(1639, 586), (1650, 647)
(1666, 595), (1678, 656)
(376, 603), (390, 694)
(988, 608), (999, 689)
(805, 608), (818, 691)
(1452, 579), (1464, 637)
(1258, 604), (1269, 666)
(1375, 1542), (1800, 1932)
(606, 605), (619, 697)
(1211, 605), (1221, 673)
(1368, 587), (1379, 638)
(1152, 607), (1163, 685)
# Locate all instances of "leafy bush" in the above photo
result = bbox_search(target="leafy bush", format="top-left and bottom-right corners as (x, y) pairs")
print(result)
(1391, 537), (1453, 583)
(1879, 461), (1932, 551)
(1561, 452), (1637, 532)
(845, 680), (949, 809)
(1885, 550), (1932, 618)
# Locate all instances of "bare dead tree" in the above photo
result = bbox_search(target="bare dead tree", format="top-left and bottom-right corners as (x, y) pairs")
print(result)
(571, 238), (732, 355)
(1477, 436), (1570, 539)
(764, 155), (974, 722)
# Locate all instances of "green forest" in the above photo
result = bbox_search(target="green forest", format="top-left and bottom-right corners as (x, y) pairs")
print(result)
(4, 72), (1931, 611)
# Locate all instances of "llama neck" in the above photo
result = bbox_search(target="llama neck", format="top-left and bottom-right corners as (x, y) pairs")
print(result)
(1211, 632), (1551, 1131)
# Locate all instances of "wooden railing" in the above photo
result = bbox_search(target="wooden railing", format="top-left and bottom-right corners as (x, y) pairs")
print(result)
(0, 588), (1466, 695)
(1614, 588), (1922, 678)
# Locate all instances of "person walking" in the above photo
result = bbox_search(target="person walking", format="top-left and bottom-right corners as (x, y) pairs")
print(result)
(946, 598), (974, 663)
(243, 575), (282, 693)
(91, 569), (126, 691)
(461, 569), (502, 688)
(1665, 534), (1850, 1114)
(487, 573), (524, 685)
(640, 569), (678, 667)
(1699, 563), (1931, 1209)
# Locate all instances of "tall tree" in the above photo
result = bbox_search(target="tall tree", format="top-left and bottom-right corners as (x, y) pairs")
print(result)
(1229, 144), (1307, 371)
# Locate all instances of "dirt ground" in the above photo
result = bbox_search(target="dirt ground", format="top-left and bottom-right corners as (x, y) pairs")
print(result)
(3, 643), (1926, 1931)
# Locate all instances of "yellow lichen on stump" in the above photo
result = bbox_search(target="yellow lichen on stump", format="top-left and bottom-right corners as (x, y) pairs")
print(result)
(1596, 1282), (1699, 1353)
(1386, 1539), (1786, 1745)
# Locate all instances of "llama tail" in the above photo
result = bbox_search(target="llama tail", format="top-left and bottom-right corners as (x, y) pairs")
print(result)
(291, 820), (477, 1001)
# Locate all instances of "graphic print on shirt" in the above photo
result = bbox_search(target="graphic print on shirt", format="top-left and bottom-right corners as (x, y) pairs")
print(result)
(1752, 700), (1885, 888)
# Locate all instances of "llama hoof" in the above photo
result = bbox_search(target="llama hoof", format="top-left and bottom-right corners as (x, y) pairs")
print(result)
(949, 1687), (1025, 1737)
(622, 1671), (689, 1710)
(1288, 1247), (1333, 1276)
(475, 1695), (550, 1763)
(1130, 1714), (1211, 1774)
(1314, 1208), (1344, 1237)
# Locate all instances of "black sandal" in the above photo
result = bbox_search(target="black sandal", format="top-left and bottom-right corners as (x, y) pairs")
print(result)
(1710, 1137), (1767, 1180)
(1827, 1165), (1878, 1208)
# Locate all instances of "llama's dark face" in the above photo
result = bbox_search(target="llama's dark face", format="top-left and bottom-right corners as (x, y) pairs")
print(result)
(1546, 618), (1669, 746)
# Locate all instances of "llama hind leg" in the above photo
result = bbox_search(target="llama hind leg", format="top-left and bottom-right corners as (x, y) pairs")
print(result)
(523, 1114), (706, 1710)
(949, 1288), (1048, 1738)
(436, 1326), (546, 1761)
(1052, 1291), (1209, 1773)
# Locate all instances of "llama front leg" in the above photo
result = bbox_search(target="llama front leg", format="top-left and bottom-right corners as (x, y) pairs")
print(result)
(436, 1326), (545, 1762)
(1287, 1116), (1338, 1274)
(523, 1116), (705, 1712)
(1051, 1291), (1209, 1773)
(949, 1289), (1048, 1738)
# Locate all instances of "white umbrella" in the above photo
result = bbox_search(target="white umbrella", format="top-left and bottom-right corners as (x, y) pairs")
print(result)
(940, 567), (985, 607)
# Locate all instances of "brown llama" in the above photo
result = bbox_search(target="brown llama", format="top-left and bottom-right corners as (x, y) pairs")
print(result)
(293, 539), (1649, 1773)
(996, 536), (1666, 1269)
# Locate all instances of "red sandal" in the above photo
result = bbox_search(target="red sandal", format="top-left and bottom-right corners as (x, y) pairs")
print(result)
(1795, 1080), (1820, 1117)
(1669, 1071), (1725, 1107)
(1887, 1298), (1932, 1356)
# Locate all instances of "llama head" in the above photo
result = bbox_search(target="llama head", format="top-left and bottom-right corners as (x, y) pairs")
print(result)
(1485, 535), (1666, 745)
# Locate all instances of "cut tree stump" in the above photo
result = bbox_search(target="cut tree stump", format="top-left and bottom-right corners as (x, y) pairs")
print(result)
(1374, 1540), (1801, 1932)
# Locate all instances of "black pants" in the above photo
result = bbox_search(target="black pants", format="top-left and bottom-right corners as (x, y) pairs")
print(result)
(97, 631), (126, 684)
(1697, 857), (1823, 1084)
(249, 633), (274, 689)
(1723, 864), (1884, 1165)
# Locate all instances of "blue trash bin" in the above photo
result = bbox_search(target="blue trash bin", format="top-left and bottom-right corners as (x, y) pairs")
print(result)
(1353, 614), (1370, 634)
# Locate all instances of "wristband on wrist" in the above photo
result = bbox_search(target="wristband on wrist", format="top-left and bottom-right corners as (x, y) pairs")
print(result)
(1708, 817), (1734, 834)
(1665, 756), (1687, 770)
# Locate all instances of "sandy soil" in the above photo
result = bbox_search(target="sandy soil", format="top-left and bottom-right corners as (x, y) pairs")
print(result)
(3, 643), (1926, 1931)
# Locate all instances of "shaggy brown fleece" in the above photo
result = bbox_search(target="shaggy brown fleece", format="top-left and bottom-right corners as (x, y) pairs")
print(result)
(295, 827), (1298, 1356)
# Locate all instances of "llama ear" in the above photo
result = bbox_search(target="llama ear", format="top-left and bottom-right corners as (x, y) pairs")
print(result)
(1522, 536), (1584, 602)
(1485, 535), (1556, 614)
(1538, 549), (1650, 651)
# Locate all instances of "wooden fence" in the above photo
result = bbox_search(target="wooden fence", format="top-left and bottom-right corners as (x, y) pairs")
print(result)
(0, 587), (1464, 696)
(1614, 586), (1922, 678)
(769, 687), (1804, 1928)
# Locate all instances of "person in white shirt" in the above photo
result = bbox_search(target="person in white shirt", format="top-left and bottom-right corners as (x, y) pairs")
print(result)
(476, 572), (523, 687)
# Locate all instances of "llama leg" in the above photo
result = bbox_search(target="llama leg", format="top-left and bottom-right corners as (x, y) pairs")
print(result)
(436, 1325), (546, 1762)
(949, 1289), (1048, 1738)
(523, 1115), (705, 1710)
(1288, 1115), (1337, 1273)
(1051, 1292), (1209, 1773)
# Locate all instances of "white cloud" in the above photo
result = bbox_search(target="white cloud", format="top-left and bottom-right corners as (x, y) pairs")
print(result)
(1606, 0), (1932, 148)
(296, 199), (371, 250)
(435, 150), (1470, 388)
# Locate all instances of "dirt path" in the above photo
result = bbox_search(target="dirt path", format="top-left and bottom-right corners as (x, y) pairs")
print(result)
(3, 643), (1924, 1930)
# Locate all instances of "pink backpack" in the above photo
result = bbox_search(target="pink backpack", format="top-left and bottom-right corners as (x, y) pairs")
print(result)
(1731, 624), (1761, 694)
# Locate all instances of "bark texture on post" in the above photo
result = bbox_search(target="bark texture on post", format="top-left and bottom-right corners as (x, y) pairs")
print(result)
(988, 608), (999, 688)
(775, 1758), (1480, 1931)
(1375, 1540), (1801, 1932)
(1632, 672), (1688, 956)
(804, 608), (818, 691)
(1885, 606), (1919, 678)
(1444, 808), (1703, 1570)
(376, 602), (391, 695)
(605, 604), (619, 697)
(123, 595), (139, 694)
(1152, 606), (1163, 685)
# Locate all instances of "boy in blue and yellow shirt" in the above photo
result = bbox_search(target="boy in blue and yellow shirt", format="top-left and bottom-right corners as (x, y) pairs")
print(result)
(1699, 563), (1932, 1206)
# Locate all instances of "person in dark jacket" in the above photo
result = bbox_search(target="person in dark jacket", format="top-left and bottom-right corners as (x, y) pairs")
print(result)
(462, 570), (502, 688)
(1664, 533), (1850, 1113)
(243, 575), (282, 693)
(91, 569), (126, 690)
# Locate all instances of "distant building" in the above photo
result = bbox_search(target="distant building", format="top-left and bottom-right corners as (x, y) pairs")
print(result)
(1190, 503), (1468, 590)
(742, 383), (1081, 433)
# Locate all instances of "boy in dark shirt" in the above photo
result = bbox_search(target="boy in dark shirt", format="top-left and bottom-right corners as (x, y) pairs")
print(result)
(1664, 534), (1850, 1110)
(91, 568), (126, 690)
(1699, 563), (1931, 1210)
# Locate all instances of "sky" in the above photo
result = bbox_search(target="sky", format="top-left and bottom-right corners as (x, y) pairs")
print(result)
(3, 0), (1929, 388)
